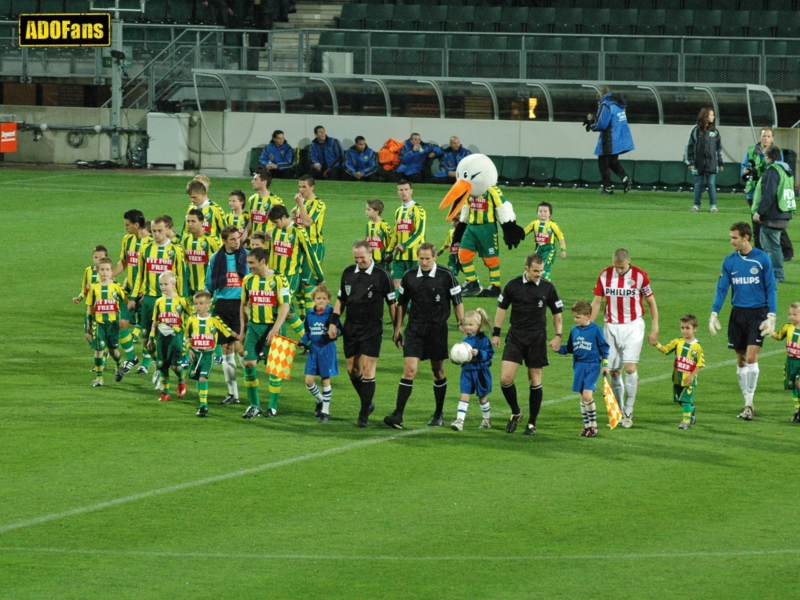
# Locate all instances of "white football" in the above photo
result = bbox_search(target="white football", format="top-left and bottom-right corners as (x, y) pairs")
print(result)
(450, 342), (473, 365)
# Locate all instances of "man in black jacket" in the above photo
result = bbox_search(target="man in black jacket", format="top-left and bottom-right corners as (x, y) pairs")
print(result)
(753, 145), (795, 283)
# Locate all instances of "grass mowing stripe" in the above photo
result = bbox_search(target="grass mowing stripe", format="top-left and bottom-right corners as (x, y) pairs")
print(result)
(1, 348), (779, 536)
(1, 546), (799, 561)
(0, 428), (428, 535)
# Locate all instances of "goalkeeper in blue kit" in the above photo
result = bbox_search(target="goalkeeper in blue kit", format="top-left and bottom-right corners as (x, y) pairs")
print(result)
(709, 222), (777, 421)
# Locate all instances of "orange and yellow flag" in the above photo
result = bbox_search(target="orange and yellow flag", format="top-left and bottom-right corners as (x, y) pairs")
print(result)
(266, 334), (298, 381)
(603, 376), (622, 429)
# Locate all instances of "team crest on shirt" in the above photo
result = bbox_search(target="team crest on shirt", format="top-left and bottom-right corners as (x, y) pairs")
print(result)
(269, 279), (276, 289)
(750, 267), (758, 275)
(435, 294), (441, 302)
(626, 279), (634, 287)
(538, 300), (543, 307)
(209, 325), (217, 334)
(168, 250), (175, 259)
(345, 285), (351, 295)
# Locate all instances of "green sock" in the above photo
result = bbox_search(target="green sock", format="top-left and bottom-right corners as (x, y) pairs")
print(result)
(244, 366), (260, 407)
(198, 380), (209, 406)
(215, 344), (223, 360)
(681, 401), (693, 422)
(268, 374), (282, 410)
(141, 350), (152, 369)
(119, 328), (136, 361)
(161, 372), (170, 395)
(93, 357), (103, 379)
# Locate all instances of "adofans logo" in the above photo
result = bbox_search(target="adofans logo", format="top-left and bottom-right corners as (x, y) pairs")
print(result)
(19, 13), (111, 47)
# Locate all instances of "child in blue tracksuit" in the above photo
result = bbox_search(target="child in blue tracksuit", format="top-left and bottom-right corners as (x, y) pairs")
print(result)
(451, 308), (494, 431)
(557, 300), (610, 437)
(300, 284), (340, 423)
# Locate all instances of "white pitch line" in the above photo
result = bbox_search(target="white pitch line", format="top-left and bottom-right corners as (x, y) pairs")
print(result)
(0, 428), (428, 535)
(0, 347), (784, 535)
(0, 546), (798, 562)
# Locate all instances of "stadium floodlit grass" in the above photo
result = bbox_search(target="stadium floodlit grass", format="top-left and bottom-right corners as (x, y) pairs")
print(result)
(2, 169), (800, 599)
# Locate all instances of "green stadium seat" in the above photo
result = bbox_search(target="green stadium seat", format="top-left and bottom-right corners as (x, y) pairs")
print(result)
(632, 161), (661, 190)
(553, 158), (582, 188)
(168, 0), (195, 23)
(582, 24), (607, 35)
(12, 0), (40, 15)
(684, 0), (710, 9)
(527, 157), (556, 187)
(393, 4), (420, 23)
(0, 0), (11, 17)
(583, 8), (611, 32)
(344, 32), (369, 47)
(614, 160), (635, 185)
(39, 0), (63, 11)
(527, 7), (555, 32)
(731, 39), (759, 55)
(319, 31), (345, 47)
(339, 3), (367, 20)
(739, 0), (765, 8)
(554, 7), (583, 35)
(580, 159), (602, 188)
(141, 0), (166, 22)
(716, 163), (743, 193)
(663, 9), (694, 36)
(338, 18), (364, 30)
(451, 35), (480, 49)
(531, 36), (562, 51)
(602, 0), (629, 7)
(637, 9), (666, 36)
(656, 0), (683, 8)
(487, 156), (504, 176)
(646, 38), (677, 54)
(500, 156), (529, 186)
(721, 10), (751, 36)
(660, 161), (690, 191)
(768, 0), (793, 8)
(608, 9), (638, 35)
(499, 7), (529, 33)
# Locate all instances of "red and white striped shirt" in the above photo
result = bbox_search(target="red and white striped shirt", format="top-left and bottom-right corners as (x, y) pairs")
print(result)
(593, 265), (653, 324)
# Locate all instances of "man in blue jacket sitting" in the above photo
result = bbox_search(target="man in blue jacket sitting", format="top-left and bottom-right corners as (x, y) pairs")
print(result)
(586, 86), (634, 195)
(396, 133), (437, 184)
(309, 125), (343, 181)
(259, 130), (295, 179)
(343, 136), (378, 182)
(433, 136), (471, 185)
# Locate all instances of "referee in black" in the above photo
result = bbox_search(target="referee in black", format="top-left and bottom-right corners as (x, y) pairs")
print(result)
(329, 239), (396, 427)
(492, 253), (563, 436)
(384, 242), (464, 429)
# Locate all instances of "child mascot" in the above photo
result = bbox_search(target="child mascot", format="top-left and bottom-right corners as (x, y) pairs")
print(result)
(439, 154), (526, 297)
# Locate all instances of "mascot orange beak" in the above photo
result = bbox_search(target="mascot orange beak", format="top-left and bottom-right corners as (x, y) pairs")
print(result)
(439, 178), (472, 222)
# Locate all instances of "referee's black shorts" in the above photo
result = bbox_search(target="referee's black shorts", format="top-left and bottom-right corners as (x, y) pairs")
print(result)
(727, 306), (768, 351)
(214, 298), (241, 345)
(402, 321), (449, 361)
(343, 320), (384, 359)
(501, 328), (549, 369)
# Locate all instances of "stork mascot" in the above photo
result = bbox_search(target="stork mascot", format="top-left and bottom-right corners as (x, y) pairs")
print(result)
(439, 154), (526, 297)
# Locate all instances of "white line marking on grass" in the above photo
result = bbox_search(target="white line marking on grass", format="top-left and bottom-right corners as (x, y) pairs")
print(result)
(0, 174), (75, 186)
(0, 348), (784, 535)
(0, 428), (428, 535)
(0, 546), (798, 561)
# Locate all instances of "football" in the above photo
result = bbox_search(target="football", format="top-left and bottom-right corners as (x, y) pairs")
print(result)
(450, 342), (473, 365)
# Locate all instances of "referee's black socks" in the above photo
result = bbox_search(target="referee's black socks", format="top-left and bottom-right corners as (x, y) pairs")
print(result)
(529, 385), (543, 426)
(395, 378), (414, 416)
(350, 374), (363, 394)
(501, 382), (520, 414)
(360, 378), (376, 417)
(433, 378), (447, 418)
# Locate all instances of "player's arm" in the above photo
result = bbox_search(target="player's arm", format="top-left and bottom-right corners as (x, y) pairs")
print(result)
(129, 252), (146, 308)
(549, 312), (563, 352)
(74, 268), (89, 303)
(552, 223), (567, 257)
(710, 260), (733, 335)
(268, 285), (292, 343)
(492, 308), (507, 349)
(239, 283), (250, 338)
(590, 294), (603, 323)
(299, 232), (324, 283)
(84, 287), (95, 340)
(645, 293), (659, 346)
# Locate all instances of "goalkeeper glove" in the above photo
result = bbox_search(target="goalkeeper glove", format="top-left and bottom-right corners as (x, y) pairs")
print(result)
(709, 312), (722, 337)
(759, 313), (777, 336)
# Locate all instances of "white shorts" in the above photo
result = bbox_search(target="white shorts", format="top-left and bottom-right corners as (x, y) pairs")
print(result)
(604, 318), (645, 370)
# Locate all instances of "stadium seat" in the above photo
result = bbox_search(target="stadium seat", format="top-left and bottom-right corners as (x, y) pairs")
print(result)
(660, 161), (690, 191)
(417, 5), (447, 32)
(12, 0), (39, 15)
(580, 159), (602, 188)
(720, 10), (751, 36)
(608, 9), (638, 35)
(487, 156), (504, 176)
(582, 8), (611, 34)
(636, 9), (666, 36)
(472, 7), (500, 32)
(654, 0), (683, 8)
(663, 9), (694, 36)
(500, 156), (529, 186)
(527, 157), (556, 187)
(739, 0), (765, 8)
(632, 161), (661, 191)
(168, 0), (195, 24)
(140, 0), (166, 23)
(0, 0), (11, 17)
(601, 0), (629, 7)
(767, 0), (794, 8)
(39, 0), (63, 11)
(692, 10), (723, 34)
(526, 7), (555, 34)
(319, 31), (345, 47)
(684, 0), (710, 9)
(365, 4), (393, 30)
(553, 7), (582, 34)
(553, 158), (582, 188)
(498, 7), (529, 33)
(336, 3), (366, 29)
(444, 5), (473, 31)
(716, 163), (743, 193)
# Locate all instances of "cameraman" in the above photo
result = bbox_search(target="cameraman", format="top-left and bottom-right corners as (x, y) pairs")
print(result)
(741, 127), (793, 260)
(585, 86), (634, 195)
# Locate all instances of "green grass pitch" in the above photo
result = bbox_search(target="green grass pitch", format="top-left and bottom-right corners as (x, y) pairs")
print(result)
(1, 169), (799, 599)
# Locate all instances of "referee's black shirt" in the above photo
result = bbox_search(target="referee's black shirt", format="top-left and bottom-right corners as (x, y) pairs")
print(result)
(498, 274), (563, 331)
(337, 260), (395, 324)
(398, 262), (462, 324)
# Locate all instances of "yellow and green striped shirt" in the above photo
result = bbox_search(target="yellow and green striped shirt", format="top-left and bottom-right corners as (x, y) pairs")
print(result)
(225, 212), (250, 238)
(150, 295), (193, 337)
(180, 200), (226, 243)
(465, 186), (506, 226)
(268, 224), (324, 280)
(389, 202), (426, 261)
(523, 219), (565, 249)
(119, 233), (152, 291)
(85, 282), (128, 324)
(132, 240), (186, 299)
(659, 338), (705, 386)
(184, 315), (233, 352)
(181, 234), (221, 293)
(775, 324), (800, 359)
(78, 266), (99, 300)
(292, 198), (326, 244)
(241, 272), (291, 324)
(247, 192), (284, 236)
(366, 219), (392, 262)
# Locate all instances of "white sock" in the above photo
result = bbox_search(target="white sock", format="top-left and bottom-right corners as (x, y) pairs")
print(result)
(322, 385), (332, 414)
(307, 383), (322, 401)
(610, 374), (624, 408)
(736, 366), (747, 395)
(480, 400), (490, 419)
(457, 400), (469, 419)
(624, 371), (639, 414)
(222, 353), (238, 397)
(745, 362), (759, 407)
